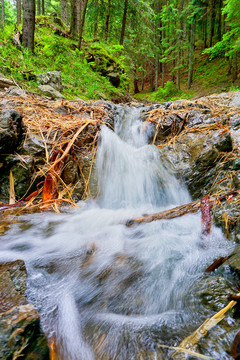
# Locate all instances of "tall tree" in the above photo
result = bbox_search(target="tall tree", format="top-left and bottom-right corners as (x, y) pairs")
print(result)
(120, 0), (128, 45)
(70, 0), (77, 36)
(93, 0), (98, 39)
(187, 22), (195, 88)
(37, 0), (41, 15)
(1, 0), (4, 26)
(78, 0), (89, 49)
(105, 0), (111, 41)
(22, 0), (35, 52)
(17, 0), (21, 25)
(61, 0), (68, 23)
(42, 0), (44, 14)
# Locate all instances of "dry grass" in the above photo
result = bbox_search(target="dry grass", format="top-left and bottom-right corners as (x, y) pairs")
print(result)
(1, 93), (110, 214)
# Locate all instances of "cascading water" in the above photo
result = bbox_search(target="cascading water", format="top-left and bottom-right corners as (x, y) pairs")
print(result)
(0, 105), (234, 359)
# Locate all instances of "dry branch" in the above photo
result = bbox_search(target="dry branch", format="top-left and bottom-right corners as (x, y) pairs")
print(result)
(126, 189), (240, 227)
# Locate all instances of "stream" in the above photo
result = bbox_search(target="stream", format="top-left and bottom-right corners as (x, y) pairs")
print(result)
(0, 105), (236, 359)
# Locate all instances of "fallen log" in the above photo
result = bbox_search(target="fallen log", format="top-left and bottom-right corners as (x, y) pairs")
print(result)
(125, 188), (240, 227)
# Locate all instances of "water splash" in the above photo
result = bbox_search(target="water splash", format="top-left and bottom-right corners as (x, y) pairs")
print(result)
(0, 105), (233, 359)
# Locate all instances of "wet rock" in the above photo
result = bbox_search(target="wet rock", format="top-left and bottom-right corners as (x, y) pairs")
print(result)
(0, 260), (49, 359)
(226, 245), (240, 276)
(61, 155), (78, 184)
(37, 71), (63, 91)
(0, 109), (24, 155)
(38, 85), (65, 99)
(0, 155), (37, 202)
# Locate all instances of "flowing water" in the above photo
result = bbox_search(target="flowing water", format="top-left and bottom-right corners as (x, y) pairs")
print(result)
(0, 105), (235, 359)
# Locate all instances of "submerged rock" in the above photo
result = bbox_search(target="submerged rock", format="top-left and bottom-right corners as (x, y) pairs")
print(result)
(0, 260), (49, 359)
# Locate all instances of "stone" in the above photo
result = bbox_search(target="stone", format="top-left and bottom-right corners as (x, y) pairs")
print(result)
(37, 71), (63, 91)
(0, 260), (49, 359)
(38, 84), (64, 99)
(0, 109), (24, 155)
(61, 155), (78, 184)
(0, 155), (37, 202)
(230, 92), (240, 108)
(0, 77), (14, 88)
(6, 86), (26, 96)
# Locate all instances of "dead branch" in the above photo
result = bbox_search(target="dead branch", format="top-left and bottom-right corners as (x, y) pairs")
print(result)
(125, 188), (240, 227)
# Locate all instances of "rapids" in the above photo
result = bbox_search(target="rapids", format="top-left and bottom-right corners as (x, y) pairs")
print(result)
(0, 105), (234, 359)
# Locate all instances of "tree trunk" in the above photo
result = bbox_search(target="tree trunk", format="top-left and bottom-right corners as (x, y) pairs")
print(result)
(78, 0), (88, 50)
(42, 0), (44, 15)
(209, 0), (215, 47)
(155, 52), (159, 91)
(37, 0), (41, 16)
(70, 0), (77, 36)
(120, 0), (128, 45)
(22, 0), (35, 52)
(105, 0), (111, 41)
(76, 0), (82, 34)
(141, 72), (144, 91)
(232, 52), (238, 82)
(161, 62), (165, 88)
(61, 0), (68, 24)
(1, 0), (4, 26)
(216, 0), (222, 41)
(17, 0), (21, 25)
(93, 0), (98, 39)
(176, 49), (180, 90)
(187, 22), (195, 89)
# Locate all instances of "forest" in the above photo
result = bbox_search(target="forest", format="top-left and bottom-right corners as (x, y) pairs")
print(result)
(0, 0), (239, 102)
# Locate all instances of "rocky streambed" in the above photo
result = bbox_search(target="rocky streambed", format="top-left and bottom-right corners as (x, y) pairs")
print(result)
(1, 87), (240, 359)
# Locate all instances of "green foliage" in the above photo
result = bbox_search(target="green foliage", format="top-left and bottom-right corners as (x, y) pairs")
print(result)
(154, 81), (178, 101)
(0, 20), (127, 101)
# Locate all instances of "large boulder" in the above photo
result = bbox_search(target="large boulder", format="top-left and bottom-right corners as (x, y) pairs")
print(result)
(0, 109), (24, 155)
(0, 260), (49, 359)
(37, 71), (63, 92)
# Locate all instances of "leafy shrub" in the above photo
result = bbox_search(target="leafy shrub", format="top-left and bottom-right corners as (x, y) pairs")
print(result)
(154, 81), (177, 101)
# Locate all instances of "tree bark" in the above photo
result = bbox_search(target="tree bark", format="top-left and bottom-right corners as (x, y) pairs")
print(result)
(78, 0), (88, 50)
(76, 0), (83, 34)
(17, 0), (21, 25)
(61, 0), (68, 24)
(1, 0), (4, 26)
(37, 0), (41, 16)
(70, 0), (77, 36)
(120, 0), (128, 45)
(42, 0), (44, 15)
(105, 0), (111, 41)
(93, 0), (98, 39)
(22, 0), (35, 52)
(187, 22), (195, 89)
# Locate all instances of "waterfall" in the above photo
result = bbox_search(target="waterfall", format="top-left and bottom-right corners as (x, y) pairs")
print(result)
(0, 105), (233, 360)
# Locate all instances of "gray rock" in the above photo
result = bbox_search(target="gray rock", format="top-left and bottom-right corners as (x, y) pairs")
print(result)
(37, 71), (63, 91)
(230, 92), (240, 107)
(0, 155), (37, 202)
(0, 109), (24, 155)
(6, 86), (26, 96)
(38, 84), (64, 99)
(0, 260), (49, 359)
